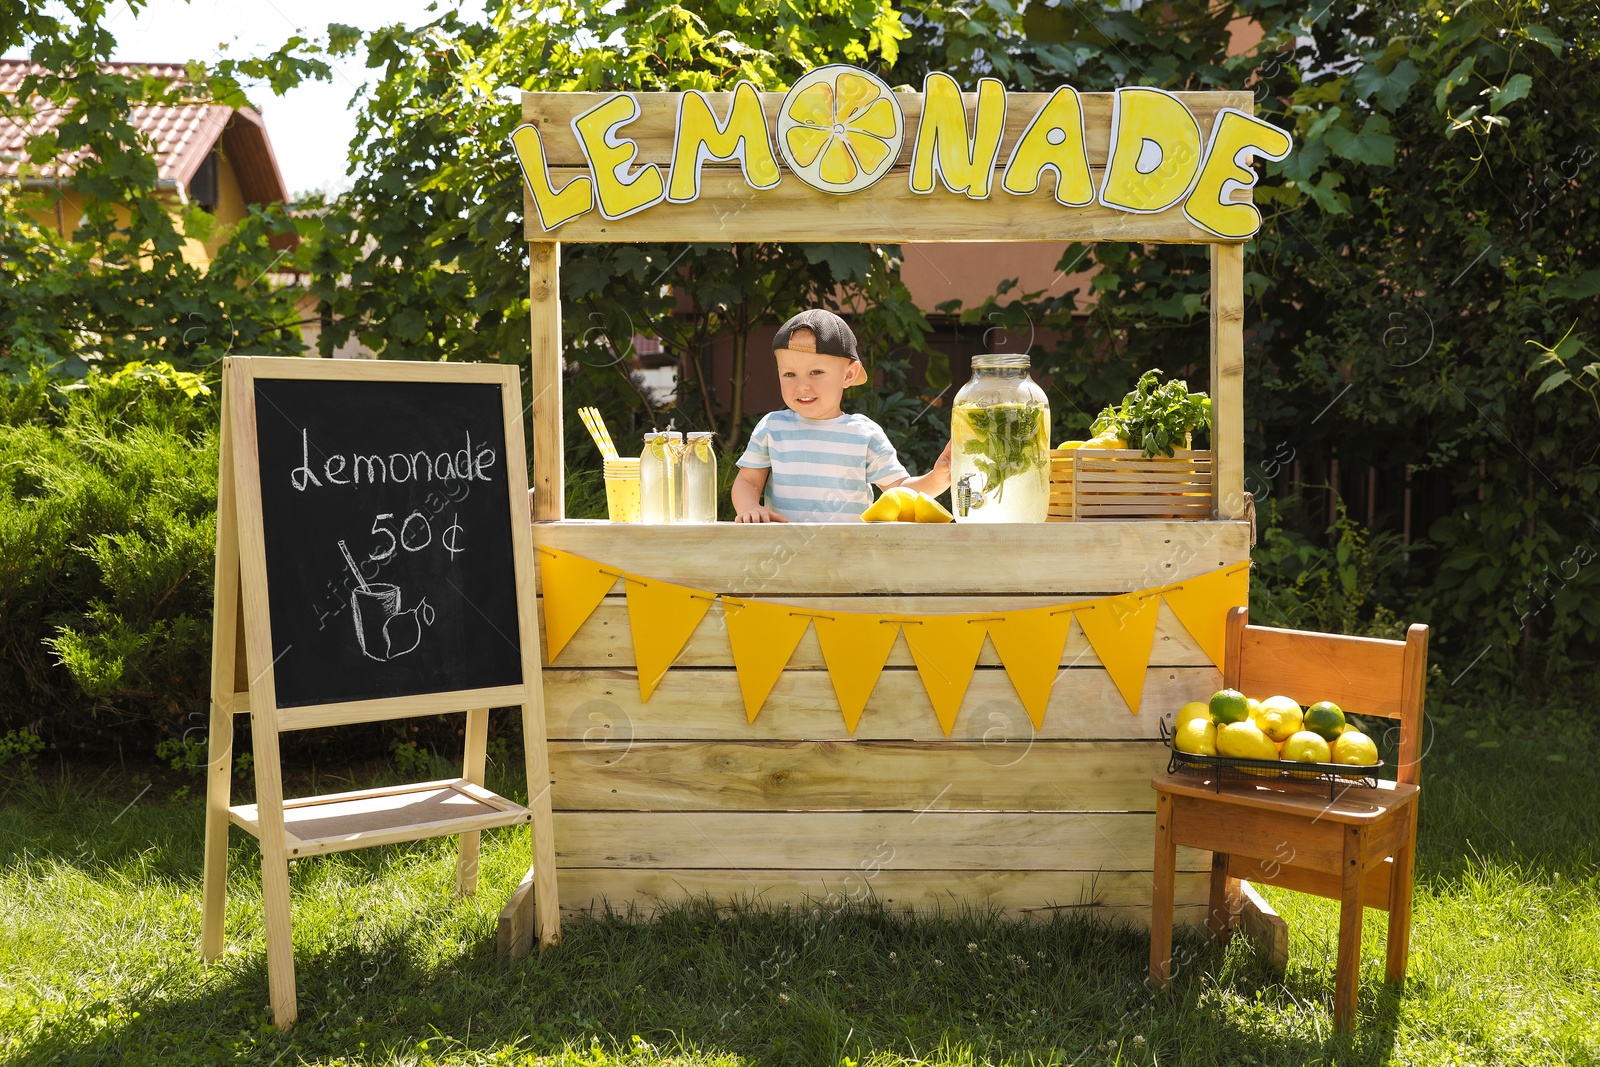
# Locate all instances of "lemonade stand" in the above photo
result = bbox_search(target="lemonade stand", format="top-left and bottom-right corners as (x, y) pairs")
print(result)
(503, 69), (1288, 939)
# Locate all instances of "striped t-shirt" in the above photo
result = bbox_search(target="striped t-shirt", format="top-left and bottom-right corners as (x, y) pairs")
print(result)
(737, 410), (910, 522)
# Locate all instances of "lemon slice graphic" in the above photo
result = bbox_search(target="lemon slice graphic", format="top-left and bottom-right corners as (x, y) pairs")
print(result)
(777, 65), (904, 194)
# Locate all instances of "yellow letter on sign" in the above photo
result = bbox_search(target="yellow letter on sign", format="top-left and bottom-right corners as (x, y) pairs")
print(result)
(1000, 86), (1094, 206)
(571, 93), (666, 220)
(1098, 87), (1203, 214)
(508, 123), (594, 231)
(1183, 108), (1293, 239)
(668, 82), (782, 203)
(909, 73), (1007, 199)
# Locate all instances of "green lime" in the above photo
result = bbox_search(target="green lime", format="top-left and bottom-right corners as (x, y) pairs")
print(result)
(1209, 689), (1251, 725)
(1304, 701), (1346, 741)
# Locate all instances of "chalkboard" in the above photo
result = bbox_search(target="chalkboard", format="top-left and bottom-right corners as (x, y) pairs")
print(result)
(253, 377), (524, 708)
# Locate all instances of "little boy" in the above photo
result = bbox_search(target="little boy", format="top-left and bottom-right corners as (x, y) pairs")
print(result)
(732, 308), (951, 523)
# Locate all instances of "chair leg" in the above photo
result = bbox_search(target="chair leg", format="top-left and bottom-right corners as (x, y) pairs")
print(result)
(1335, 825), (1367, 1032)
(1386, 803), (1419, 985)
(1149, 791), (1177, 990)
(1207, 851), (1235, 944)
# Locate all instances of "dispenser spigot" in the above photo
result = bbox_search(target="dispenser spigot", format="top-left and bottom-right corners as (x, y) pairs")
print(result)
(956, 474), (986, 517)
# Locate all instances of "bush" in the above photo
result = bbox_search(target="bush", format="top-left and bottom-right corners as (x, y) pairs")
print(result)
(0, 364), (219, 752)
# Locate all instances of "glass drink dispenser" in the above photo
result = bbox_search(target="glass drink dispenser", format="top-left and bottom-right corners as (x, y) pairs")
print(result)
(951, 353), (1051, 523)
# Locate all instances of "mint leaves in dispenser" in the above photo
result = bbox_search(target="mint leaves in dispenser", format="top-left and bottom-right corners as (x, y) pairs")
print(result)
(951, 354), (1051, 523)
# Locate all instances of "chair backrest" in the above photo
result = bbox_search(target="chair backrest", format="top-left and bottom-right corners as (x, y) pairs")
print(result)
(1222, 607), (1429, 785)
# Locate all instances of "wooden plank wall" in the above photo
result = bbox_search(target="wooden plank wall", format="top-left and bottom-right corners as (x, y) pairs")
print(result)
(521, 90), (1254, 244)
(532, 521), (1250, 925)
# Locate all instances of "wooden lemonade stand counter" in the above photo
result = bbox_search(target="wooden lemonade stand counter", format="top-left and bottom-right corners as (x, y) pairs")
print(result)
(510, 71), (1290, 924)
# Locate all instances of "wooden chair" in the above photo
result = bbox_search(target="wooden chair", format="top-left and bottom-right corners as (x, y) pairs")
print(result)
(1149, 607), (1428, 1031)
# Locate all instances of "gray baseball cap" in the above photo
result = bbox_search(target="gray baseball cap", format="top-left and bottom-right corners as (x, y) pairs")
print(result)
(772, 308), (860, 362)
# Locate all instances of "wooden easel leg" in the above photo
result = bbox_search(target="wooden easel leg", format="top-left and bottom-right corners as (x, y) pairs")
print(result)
(249, 699), (297, 1028)
(261, 845), (297, 1029)
(200, 698), (233, 961)
(1149, 791), (1177, 990)
(456, 707), (489, 897)
(1385, 804), (1419, 985)
(1206, 851), (1235, 944)
(1335, 825), (1367, 1032)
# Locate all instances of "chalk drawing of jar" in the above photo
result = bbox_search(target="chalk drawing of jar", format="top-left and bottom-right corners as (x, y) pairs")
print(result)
(351, 584), (435, 661)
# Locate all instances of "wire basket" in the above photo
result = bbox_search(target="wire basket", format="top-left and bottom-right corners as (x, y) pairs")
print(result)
(1160, 719), (1381, 799)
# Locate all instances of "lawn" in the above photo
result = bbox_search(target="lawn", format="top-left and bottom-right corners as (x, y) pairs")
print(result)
(1, 732), (1596, 1067)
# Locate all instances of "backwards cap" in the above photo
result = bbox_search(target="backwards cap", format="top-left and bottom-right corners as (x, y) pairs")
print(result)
(773, 308), (860, 362)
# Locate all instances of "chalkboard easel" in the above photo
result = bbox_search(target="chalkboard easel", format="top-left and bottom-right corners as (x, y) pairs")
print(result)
(200, 356), (560, 1030)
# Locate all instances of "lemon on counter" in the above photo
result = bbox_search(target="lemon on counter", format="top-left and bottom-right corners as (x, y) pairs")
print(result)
(1216, 720), (1277, 761)
(913, 492), (955, 523)
(1282, 730), (1332, 763)
(1173, 718), (1217, 756)
(862, 485), (918, 522)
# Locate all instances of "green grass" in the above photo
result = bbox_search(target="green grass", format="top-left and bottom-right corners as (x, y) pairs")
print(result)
(1, 738), (1596, 1067)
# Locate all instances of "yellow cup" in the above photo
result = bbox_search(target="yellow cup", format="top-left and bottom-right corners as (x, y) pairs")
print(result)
(603, 458), (641, 523)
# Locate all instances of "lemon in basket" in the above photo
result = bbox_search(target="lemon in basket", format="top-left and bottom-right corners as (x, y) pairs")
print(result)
(1282, 730), (1332, 764)
(1257, 695), (1304, 743)
(1176, 701), (1211, 728)
(1304, 700), (1347, 741)
(1208, 689), (1250, 725)
(1216, 720), (1276, 761)
(1331, 729), (1380, 767)
(1173, 718), (1216, 756)
(777, 66), (904, 194)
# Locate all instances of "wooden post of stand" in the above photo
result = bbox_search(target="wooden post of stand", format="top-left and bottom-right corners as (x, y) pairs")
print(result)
(530, 241), (563, 520)
(1210, 243), (1245, 520)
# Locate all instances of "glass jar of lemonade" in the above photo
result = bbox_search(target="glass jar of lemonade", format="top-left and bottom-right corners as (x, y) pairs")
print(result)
(950, 354), (1051, 523)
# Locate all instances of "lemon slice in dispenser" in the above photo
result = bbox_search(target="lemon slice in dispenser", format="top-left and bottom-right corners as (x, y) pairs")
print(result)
(777, 66), (905, 194)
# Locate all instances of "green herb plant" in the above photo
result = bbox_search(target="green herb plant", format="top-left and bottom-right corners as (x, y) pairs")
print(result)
(1090, 370), (1211, 458)
(955, 402), (1048, 502)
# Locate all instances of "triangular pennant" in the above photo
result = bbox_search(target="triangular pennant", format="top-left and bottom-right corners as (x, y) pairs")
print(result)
(985, 605), (1076, 730)
(1161, 564), (1250, 668)
(1075, 591), (1162, 715)
(624, 575), (714, 701)
(538, 548), (620, 663)
(901, 614), (991, 736)
(723, 598), (812, 723)
(813, 613), (901, 734)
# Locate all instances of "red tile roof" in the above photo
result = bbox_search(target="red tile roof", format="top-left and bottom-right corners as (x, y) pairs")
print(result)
(0, 59), (288, 203)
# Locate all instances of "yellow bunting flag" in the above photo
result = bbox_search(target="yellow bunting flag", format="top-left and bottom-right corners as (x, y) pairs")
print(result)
(984, 605), (1076, 730)
(813, 613), (901, 734)
(538, 548), (619, 663)
(624, 575), (714, 701)
(901, 614), (991, 736)
(723, 598), (812, 722)
(1075, 591), (1162, 715)
(1161, 565), (1250, 668)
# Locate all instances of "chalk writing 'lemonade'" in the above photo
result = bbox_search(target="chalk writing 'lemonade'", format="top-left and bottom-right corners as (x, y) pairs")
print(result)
(289, 429), (498, 490)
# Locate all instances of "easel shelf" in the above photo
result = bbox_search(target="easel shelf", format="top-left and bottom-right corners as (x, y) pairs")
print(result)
(228, 778), (533, 858)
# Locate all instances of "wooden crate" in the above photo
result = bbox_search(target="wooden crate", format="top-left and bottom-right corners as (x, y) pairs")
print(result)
(531, 520), (1250, 926)
(1049, 449), (1214, 522)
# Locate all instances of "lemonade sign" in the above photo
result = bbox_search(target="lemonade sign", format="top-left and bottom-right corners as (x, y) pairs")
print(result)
(510, 66), (1292, 240)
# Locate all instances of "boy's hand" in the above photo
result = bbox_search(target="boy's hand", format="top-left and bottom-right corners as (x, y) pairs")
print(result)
(735, 505), (787, 523)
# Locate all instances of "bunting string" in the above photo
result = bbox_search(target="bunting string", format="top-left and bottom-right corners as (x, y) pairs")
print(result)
(536, 547), (1249, 735)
